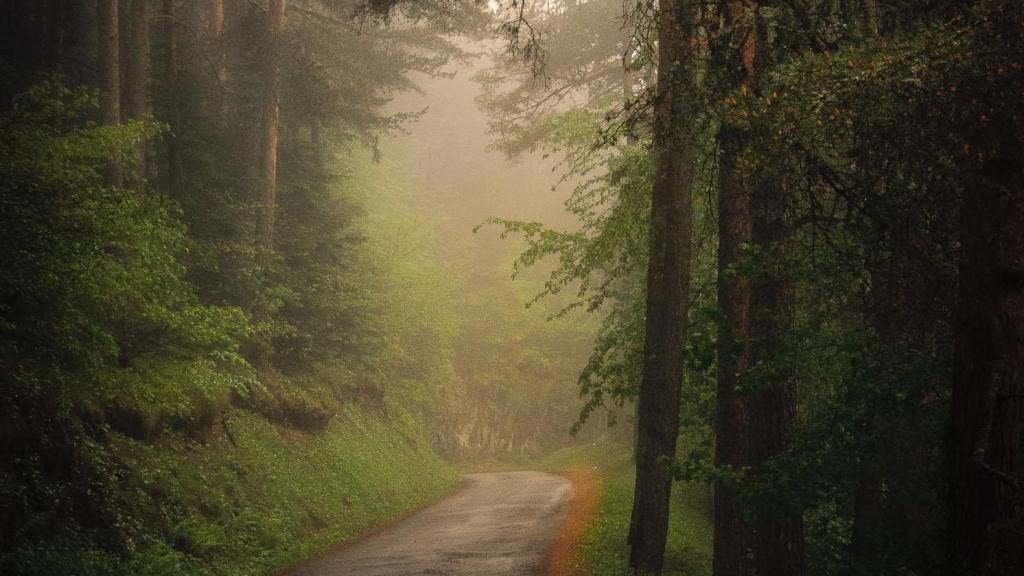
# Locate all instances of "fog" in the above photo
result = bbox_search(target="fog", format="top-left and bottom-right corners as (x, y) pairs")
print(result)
(374, 42), (605, 458)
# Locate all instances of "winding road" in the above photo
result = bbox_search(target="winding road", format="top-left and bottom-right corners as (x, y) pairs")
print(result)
(284, 471), (573, 576)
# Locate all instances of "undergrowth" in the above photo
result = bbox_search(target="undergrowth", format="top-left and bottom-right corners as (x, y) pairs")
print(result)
(1, 407), (457, 576)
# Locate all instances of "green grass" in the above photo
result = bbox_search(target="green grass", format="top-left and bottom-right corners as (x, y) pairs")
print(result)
(538, 442), (713, 576)
(6, 407), (458, 576)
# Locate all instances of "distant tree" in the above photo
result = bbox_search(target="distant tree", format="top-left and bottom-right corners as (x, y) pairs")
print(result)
(160, 0), (183, 200)
(97, 0), (122, 186)
(124, 0), (150, 187)
(209, 0), (228, 127)
(258, 0), (286, 272)
(476, 0), (646, 156)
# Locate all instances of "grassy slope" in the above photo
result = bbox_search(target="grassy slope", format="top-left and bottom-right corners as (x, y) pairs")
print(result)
(5, 141), (462, 575)
(95, 146), (461, 576)
(17, 408), (458, 576)
(9, 405), (458, 569)
(108, 147), (463, 576)
(538, 442), (713, 576)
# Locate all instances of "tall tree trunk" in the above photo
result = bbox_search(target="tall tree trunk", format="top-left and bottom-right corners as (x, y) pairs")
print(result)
(125, 0), (148, 120)
(849, 265), (903, 573)
(97, 0), (122, 187)
(712, 4), (756, 574)
(863, 0), (879, 38)
(125, 0), (148, 187)
(628, 0), (696, 573)
(252, 0), (285, 373)
(749, 177), (806, 576)
(209, 0), (227, 128)
(714, 124), (752, 576)
(7, 0), (46, 78)
(45, 0), (64, 72)
(947, 111), (1024, 576)
(258, 0), (285, 266)
(162, 0), (182, 198)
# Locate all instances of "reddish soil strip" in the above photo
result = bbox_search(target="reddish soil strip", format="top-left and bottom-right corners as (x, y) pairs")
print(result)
(545, 466), (601, 576)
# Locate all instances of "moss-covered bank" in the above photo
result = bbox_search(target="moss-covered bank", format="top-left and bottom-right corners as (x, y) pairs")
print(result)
(1, 407), (457, 576)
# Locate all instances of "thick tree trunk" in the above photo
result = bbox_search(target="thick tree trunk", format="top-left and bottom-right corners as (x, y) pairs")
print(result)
(45, 0), (64, 72)
(251, 0), (286, 373)
(750, 178), (806, 576)
(628, 1), (695, 573)
(125, 0), (148, 187)
(863, 0), (879, 37)
(5, 0), (46, 78)
(711, 4), (758, 573)
(162, 0), (182, 198)
(97, 0), (122, 186)
(125, 0), (148, 121)
(850, 463), (884, 572)
(849, 267), (904, 573)
(947, 112), (1024, 576)
(258, 0), (285, 266)
(714, 124), (752, 576)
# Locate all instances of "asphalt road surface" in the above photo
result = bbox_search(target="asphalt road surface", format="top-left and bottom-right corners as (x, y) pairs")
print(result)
(285, 471), (573, 576)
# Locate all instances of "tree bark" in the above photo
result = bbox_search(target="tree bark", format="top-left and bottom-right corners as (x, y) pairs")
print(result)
(97, 0), (122, 186)
(258, 0), (285, 267)
(711, 4), (758, 574)
(125, 0), (148, 187)
(714, 124), (752, 576)
(863, 0), (879, 38)
(947, 110), (1024, 576)
(749, 177), (806, 576)
(209, 0), (227, 128)
(124, 0), (147, 121)
(849, 265), (905, 573)
(850, 461), (884, 573)
(162, 0), (182, 198)
(45, 0), (64, 72)
(628, 0), (696, 573)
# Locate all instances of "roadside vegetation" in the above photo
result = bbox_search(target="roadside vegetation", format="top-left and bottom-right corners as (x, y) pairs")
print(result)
(9, 408), (455, 576)
(538, 443), (712, 576)
(485, 1), (1023, 574)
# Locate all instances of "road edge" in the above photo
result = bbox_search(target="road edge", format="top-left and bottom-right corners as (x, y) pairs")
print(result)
(275, 476), (470, 576)
(544, 466), (601, 576)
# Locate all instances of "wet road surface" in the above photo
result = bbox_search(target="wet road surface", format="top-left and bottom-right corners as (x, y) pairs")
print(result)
(285, 471), (573, 576)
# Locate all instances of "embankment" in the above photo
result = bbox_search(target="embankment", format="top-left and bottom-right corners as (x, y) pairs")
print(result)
(1, 407), (457, 576)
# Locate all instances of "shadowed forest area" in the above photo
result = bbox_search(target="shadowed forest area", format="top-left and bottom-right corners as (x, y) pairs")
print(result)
(0, 1), (1021, 576)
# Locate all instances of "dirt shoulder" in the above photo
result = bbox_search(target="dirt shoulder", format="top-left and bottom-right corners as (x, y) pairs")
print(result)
(545, 466), (602, 576)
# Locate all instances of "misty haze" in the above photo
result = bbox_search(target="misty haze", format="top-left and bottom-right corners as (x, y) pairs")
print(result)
(1, 2), (1021, 576)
